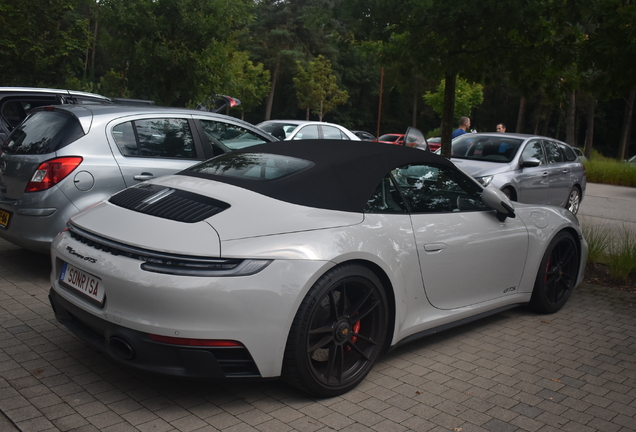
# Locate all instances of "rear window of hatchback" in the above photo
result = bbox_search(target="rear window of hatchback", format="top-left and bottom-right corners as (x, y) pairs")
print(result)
(2, 110), (84, 155)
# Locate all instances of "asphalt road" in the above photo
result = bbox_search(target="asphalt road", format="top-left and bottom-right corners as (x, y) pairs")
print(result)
(578, 182), (636, 232)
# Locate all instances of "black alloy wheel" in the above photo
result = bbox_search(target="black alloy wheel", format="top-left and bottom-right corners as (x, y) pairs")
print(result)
(282, 264), (388, 397)
(529, 231), (579, 313)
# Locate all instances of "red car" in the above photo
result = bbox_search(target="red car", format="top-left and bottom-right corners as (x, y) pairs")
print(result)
(376, 133), (405, 145)
(427, 137), (442, 152)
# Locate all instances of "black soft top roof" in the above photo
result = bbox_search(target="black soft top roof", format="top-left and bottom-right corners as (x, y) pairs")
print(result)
(181, 139), (457, 212)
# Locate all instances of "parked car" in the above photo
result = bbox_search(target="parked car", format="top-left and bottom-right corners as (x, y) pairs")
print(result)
(257, 120), (360, 141)
(351, 130), (376, 141)
(427, 136), (442, 152)
(49, 140), (586, 397)
(449, 133), (587, 215)
(0, 87), (112, 142)
(572, 147), (587, 162)
(0, 104), (275, 253)
(626, 155), (636, 164)
(376, 133), (405, 145)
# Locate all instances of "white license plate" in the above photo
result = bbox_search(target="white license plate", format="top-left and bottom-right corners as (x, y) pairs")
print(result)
(59, 262), (105, 304)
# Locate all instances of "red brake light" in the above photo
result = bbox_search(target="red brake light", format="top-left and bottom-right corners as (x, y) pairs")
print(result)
(25, 157), (83, 192)
(149, 334), (243, 347)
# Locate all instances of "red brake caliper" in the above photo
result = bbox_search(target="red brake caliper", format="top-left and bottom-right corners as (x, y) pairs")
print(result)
(544, 256), (551, 283)
(345, 320), (361, 352)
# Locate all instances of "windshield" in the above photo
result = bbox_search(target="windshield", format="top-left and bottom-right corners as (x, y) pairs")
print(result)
(378, 134), (401, 142)
(451, 135), (524, 163)
(186, 152), (313, 181)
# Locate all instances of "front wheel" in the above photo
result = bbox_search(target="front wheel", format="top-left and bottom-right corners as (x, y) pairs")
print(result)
(529, 231), (579, 314)
(566, 186), (581, 215)
(282, 264), (388, 397)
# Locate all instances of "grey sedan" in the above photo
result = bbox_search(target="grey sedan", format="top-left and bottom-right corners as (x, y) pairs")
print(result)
(450, 133), (587, 215)
(0, 104), (276, 253)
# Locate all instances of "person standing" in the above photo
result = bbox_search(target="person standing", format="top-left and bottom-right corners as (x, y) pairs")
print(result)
(496, 123), (506, 132)
(452, 117), (471, 139)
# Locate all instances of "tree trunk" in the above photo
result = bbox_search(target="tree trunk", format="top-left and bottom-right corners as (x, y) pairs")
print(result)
(540, 107), (551, 136)
(265, 56), (280, 121)
(412, 76), (418, 128)
(618, 89), (635, 160)
(565, 91), (576, 146)
(440, 71), (456, 158)
(583, 95), (595, 158)
(516, 97), (525, 133)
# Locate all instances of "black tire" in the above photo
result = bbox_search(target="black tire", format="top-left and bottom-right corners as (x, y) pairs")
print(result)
(529, 231), (579, 314)
(282, 264), (388, 397)
(566, 186), (581, 215)
(502, 187), (516, 201)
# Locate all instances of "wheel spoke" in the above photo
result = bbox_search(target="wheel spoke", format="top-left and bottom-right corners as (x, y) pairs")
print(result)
(345, 339), (370, 360)
(347, 288), (372, 318)
(309, 325), (333, 335)
(326, 343), (344, 384)
(307, 335), (333, 353)
(351, 298), (380, 322)
(329, 289), (341, 321)
(349, 331), (377, 346)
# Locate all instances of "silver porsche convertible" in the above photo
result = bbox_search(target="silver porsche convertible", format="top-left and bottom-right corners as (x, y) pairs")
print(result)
(49, 140), (587, 397)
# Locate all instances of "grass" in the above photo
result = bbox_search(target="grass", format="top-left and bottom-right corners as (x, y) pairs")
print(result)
(583, 150), (636, 187)
(582, 223), (636, 282)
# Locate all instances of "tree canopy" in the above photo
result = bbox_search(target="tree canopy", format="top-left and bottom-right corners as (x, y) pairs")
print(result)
(1, 0), (635, 158)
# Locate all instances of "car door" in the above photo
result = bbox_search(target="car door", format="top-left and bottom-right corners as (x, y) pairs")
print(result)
(543, 140), (571, 206)
(321, 125), (348, 140)
(515, 139), (550, 204)
(292, 125), (319, 140)
(393, 163), (528, 310)
(108, 116), (205, 187)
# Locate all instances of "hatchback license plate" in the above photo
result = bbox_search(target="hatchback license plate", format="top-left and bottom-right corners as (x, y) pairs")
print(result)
(0, 209), (10, 228)
(59, 262), (104, 304)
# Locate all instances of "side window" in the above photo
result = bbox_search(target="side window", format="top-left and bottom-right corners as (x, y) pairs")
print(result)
(112, 122), (138, 156)
(199, 120), (268, 151)
(136, 118), (196, 159)
(391, 163), (487, 213)
(544, 141), (564, 163)
(561, 144), (577, 161)
(365, 174), (407, 213)
(322, 125), (348, 140)
(521, 140), (545, 164)
(294, 125), (319, 140)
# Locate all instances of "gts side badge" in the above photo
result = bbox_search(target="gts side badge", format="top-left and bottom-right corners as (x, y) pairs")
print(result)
(141, 188), (176, 205)
(503, 287), (517, 294)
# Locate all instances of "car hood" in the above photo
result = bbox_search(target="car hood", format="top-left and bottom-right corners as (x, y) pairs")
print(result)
(68, 175), (364, 256)
(450, 158), (513, 177)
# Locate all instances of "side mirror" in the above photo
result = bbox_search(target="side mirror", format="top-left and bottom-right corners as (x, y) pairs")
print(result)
(521, 157), (541, 168)
(481, 187), (516, 221)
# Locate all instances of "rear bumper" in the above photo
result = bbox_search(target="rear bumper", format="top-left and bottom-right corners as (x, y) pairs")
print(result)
(49, 288), (263, 380)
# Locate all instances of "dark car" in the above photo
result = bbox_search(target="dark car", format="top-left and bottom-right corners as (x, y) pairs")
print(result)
(0, 87), (113, 142)
(351, 130), (376, 141)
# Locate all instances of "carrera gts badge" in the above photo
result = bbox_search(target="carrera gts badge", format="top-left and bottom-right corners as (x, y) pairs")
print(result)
(66, 246), (97, 263)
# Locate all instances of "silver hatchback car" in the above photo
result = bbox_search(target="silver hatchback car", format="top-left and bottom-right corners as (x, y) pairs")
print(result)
(0, 104), (275, 253)
(450, 133), (586, 215)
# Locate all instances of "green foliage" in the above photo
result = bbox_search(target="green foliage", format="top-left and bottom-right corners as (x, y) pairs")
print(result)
(424, 79), (484, 122)
(606, 226), (636, 281)
(583, 159), (636, 187)
(0, 0), (91, 86)
(294, 55), (349, 121)
(99, 0), (255, 106)
(221, 51), (271, 119)
(581, 222), (613, 263)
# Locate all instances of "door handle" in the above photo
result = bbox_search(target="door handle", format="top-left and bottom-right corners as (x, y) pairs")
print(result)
(134, 172), (155, 181)
(542, 172), (549, 177)
(424, 243), (448, 252)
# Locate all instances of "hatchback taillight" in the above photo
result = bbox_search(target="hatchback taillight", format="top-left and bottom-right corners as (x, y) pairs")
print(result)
(25, 157), (83, 192)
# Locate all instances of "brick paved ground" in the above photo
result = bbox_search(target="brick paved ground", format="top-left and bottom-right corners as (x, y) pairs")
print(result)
(0, 239), (634, 432)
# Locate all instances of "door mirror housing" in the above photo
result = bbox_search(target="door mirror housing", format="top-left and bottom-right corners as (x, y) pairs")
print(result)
(521, 157), (541, 168)
(482, 186), (516, 221)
